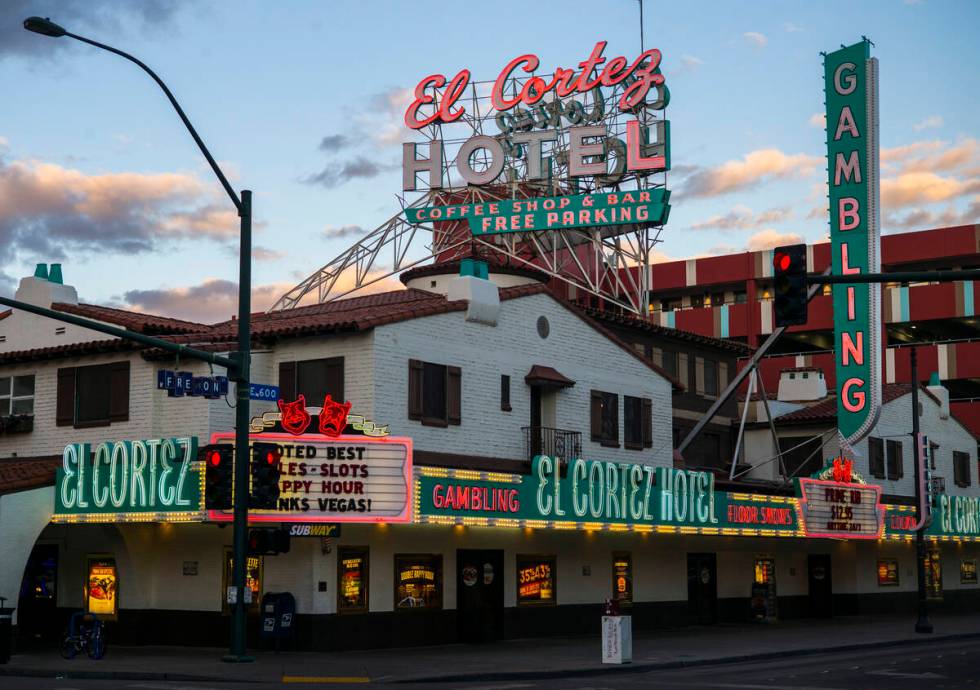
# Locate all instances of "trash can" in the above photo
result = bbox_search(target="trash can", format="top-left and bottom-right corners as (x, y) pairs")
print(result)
(0, 600), (15, 664)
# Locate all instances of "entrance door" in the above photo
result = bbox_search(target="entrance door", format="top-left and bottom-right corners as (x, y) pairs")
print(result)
(17, 544), (58, 646)
(807, 554), (833, 617)
(456, 549), (504, 643)
(686, 553), (717, 624)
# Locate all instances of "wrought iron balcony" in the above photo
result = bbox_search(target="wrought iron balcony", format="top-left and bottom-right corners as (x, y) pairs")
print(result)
(522, 426), (582, 463)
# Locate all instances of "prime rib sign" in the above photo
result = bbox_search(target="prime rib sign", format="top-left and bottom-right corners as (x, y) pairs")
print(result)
(208, 432), (412, 524)
(796, 477), (884, 539)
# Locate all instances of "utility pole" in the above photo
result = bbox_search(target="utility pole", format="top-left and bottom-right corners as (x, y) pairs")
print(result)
(911, 348), (933, 633)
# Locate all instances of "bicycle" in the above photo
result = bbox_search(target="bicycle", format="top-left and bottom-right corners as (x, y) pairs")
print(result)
(60, 611), (107, 660)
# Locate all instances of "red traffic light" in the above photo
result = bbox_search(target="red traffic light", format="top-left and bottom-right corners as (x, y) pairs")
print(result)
(265, 451), (278, 465)
(208, 450), (222, 467)
(774, 251), (791, 272)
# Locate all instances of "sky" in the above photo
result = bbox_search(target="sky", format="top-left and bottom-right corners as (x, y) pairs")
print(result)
(0, 0), (978, 323)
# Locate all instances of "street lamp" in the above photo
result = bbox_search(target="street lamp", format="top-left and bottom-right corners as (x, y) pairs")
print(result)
(24, 16), (255, 662)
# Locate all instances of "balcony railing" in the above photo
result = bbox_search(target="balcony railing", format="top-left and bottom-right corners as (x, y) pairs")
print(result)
(522, 426), (582, 463)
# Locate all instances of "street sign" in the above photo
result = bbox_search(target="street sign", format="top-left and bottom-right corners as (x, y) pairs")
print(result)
(249, 383), (280, 401)
(157, 370), (228, 399)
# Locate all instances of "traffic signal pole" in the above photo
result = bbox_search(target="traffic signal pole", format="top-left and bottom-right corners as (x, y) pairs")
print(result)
(910, 347), (933, 633)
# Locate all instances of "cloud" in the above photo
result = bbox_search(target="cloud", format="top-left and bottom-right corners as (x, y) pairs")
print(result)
(121, 270), (405, 322)
(745, 229), (803, 251)
(881, 171), (980, 208)
(743, 32), (768, 48)
(252, 246), (286, 262)
(809, 112), (826, 129)
(690, 205), (791, 231)
(913, 115), (944, 132)
(0, 156), (237, 272)
(318, 135), (351, 152)
(783, 22), (803, 32)
(302, 156), (396, 189)
(0, 1), (181, 60)
(675, 54), (704, 75)
(883, 138), (978, 175)
(885, 196), (980, 230)
(679, 149), (822, 198)
(323, 224), (366, 240)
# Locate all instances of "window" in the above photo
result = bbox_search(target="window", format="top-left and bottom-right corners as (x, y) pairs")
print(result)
(703, 359), (719, 396)
(954, 451), (972, 487)
(734, 291), (747, 304)
(394, 554), (442, 609)
(623, 396), (652, 450)
(501, 375), (511, 412)
(338, 547), (369, 613)
(868, 437), (885, 479)
(408, 360), (461, 427)
(223, 549), (262, 614)
(886, 440), (904, 480)
(0, 375), (34, 416)
(691, 295), (704, 309)
(961, 559), (978, 585)
(590, 390), (619, 447)
(877, 559), (899, 586)
(612, 553), (632, 606)
(711, 292), (726, 307)
(517, 555), (556, 606)
(57, 362), (130, 428)
(279, 357), (344, 404)
(661, 350), (678, 378)
(779, 436), (823, 478)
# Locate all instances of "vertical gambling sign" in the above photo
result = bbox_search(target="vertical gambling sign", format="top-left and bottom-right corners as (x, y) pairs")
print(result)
(824, 39), (882, 447)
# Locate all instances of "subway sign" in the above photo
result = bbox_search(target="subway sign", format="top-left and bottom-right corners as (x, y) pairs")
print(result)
(53, 437), (203, 522)
(824, 39), (882, 447)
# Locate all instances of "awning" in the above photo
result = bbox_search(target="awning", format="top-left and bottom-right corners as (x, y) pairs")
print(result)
(525, 365), (575, 388)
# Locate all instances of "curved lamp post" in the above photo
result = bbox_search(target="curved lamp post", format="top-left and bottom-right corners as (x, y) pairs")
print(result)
(24, 16), (254, 662)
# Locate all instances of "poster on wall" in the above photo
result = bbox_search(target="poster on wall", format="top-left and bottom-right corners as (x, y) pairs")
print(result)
(877, 559), (899, 586)
(85, 557), (118, 619)
(962, 560), (978, 585)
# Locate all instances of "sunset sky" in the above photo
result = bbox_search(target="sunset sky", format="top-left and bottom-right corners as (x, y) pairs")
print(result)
(1, 0), (977, 322)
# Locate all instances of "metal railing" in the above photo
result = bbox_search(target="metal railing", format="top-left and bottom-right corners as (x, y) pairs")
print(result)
(522, 426), (582, 463)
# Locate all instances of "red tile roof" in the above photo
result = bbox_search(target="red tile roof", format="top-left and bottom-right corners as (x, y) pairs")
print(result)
(0, 456), (61, 495)
(582, 307), (754, 355)
(525, 365), (576, 388)
(774, 383), (942, 425)
(0, 310), (10, 322)
(52, 303), (207, 335)
(0, 338), (143, 365)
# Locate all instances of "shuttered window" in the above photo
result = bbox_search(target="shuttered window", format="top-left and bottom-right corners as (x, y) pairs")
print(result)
(868, 437), (885, 479)
(57, 361), (130, 428)
(278, 358), (344, 405)
(886, 440), (904, 480)
(624, 396), (652, 450)
(954, 451), (971, 487)
(590, 390), (619, 447)
(407, 359), (461, 427)
(501, 375), (511, 412)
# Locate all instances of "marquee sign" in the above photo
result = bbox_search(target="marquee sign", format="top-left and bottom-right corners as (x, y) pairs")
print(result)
(208, 432), (412, 524)
(824, 39), (882, 447)
(796, 477), (883, 539)
(53, 437), (203, 523)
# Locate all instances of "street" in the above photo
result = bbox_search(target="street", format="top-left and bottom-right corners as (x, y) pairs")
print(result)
(2, 637), (978, 689)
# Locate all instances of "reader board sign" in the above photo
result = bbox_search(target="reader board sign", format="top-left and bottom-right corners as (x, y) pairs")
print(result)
(208, 432), (412, 523)
(53, 437), (203, 522)
(796, 478), (883, 539)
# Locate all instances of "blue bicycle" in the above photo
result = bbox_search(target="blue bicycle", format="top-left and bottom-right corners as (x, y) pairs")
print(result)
(60, 612), (106, 660)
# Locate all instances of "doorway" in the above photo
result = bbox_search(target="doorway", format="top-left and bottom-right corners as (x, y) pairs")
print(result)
(686, 553), (717, 624)
(17, 543), (59, 646)
(456, 549), (504, 643)
(807, 554), (833, 617)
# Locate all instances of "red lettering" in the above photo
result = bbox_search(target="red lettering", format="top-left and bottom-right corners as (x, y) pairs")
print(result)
(405, 70), (470, 129)
(432, 484), (444, 509)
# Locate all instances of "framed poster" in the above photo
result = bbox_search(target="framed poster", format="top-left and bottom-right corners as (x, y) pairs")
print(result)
(877, 559), (899, 586)
(85, 556), (118, 619)
(961, 559), (978, 585)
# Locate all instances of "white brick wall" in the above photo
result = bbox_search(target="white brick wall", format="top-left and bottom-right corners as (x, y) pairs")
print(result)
(372, 292), (674, 467)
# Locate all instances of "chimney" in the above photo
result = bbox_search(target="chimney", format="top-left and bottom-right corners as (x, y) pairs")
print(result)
(447, 259), (500, 325)
(927, 371), (950, 419)
(776, 367), (827, 402)
(15, 263), (78, 307)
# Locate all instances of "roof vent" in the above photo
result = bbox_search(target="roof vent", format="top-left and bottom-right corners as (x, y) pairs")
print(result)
(33, 263), (48, 280)
(49, 263), (63, 285)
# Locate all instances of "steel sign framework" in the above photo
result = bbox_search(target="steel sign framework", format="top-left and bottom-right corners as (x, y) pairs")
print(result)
(271, 48), (670, 314)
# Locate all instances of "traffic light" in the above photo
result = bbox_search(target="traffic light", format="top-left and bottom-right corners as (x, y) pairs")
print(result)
(201, 444), (234, 510)
(247, 527), (291, 556)
(773, 244), (808, 327)
(251, 442), (282, 510)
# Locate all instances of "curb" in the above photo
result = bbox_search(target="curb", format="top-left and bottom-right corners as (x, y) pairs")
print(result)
(0, 666), (258, 683)
(398, 631), (980, 684)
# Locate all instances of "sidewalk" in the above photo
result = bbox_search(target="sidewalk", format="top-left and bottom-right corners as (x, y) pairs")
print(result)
(2, 612), (978, 684)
